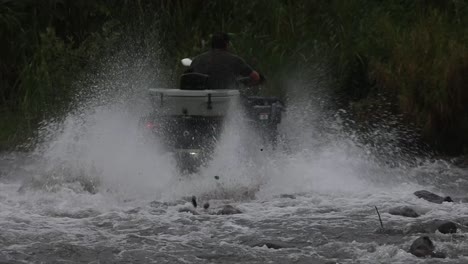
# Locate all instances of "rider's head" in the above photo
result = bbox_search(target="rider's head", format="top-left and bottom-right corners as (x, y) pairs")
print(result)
(211, 32), (230, 50)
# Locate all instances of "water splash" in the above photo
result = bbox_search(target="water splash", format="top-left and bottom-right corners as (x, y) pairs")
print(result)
(20, 50), (442, 204)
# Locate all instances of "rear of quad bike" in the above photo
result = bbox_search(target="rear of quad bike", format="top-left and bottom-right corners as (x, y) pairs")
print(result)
(243, 96), (284, 147)
(142, 115), (224, 173)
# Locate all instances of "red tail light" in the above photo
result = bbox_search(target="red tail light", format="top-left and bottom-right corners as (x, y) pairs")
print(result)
(146, 122), (155, 129)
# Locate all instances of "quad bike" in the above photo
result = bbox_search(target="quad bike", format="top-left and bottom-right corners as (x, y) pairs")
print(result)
(141, 58), (284, 173)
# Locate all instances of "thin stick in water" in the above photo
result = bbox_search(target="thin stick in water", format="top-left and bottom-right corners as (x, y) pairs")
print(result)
(191, 195), (197, 208)
(375, 206), (384, 229)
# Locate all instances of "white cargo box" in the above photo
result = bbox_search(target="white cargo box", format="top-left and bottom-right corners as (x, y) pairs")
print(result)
(148, 88), (240, 117)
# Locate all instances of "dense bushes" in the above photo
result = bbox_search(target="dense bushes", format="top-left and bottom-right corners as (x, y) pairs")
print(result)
(0, 0), (467, 153)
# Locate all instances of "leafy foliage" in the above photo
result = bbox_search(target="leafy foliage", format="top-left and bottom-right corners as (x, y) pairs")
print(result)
(0, 0), (467, 153)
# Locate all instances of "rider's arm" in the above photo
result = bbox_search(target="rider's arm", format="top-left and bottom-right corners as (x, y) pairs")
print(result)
(236, 57), (261, 85)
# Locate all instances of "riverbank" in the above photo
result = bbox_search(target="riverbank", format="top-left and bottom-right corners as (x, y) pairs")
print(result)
(0, 1), (467, 154)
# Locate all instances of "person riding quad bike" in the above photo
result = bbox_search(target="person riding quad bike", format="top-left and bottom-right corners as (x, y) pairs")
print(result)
(184, 32), (282, 147)
(186, 32), (263, 93)
(143, 33), (283, 173)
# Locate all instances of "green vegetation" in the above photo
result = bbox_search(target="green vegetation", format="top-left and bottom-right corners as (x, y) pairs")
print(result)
(1, 0), (467, 154)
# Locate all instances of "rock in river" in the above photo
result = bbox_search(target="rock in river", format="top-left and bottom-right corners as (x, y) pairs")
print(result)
(409, 236), (446, 258)
(414, 190), (453, 204)
(437, 221), (457, 234)
(410, 236), (434, 257)
(388, 206), (419, 218)
(217, 205), (242, 215)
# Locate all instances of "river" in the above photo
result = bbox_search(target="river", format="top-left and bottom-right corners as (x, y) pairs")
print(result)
(1, 81), (467, 264)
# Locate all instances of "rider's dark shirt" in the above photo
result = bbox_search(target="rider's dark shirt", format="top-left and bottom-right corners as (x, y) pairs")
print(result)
(189, 49), (253, 89)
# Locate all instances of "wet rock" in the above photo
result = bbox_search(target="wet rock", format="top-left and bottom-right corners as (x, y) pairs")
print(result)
(203, 202), (210, 210)
(388, 206), (419, 218)
(178, 207), (199, 215)
(414, 190), (453, 204)
(409, 236), (447, 259)
(409, 236), (435, 257)
(437, 221), (457, 234)
(279, 194), (296, 199)
(217, 205), (242, 215)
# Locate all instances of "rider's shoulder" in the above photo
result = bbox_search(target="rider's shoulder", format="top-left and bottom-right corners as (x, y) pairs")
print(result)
(196, 49), (244, 63)
(220, 51), (245, 62)
(193, 51), (211, 59)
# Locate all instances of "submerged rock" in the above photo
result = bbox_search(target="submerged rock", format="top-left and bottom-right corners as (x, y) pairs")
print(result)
(409, 236), (434, 257)
(437, 221), (457, 234)
(388, 206), (419, 218)
(217, 205), (242, 215)
(409, 236), (446, 258)
(414, 190), (453, 204)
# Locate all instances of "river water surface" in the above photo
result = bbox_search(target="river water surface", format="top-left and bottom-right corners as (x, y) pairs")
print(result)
(1, 75), (468, 264)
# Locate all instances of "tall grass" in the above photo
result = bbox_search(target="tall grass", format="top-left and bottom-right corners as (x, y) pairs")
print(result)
(1, 0), (467, 153)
